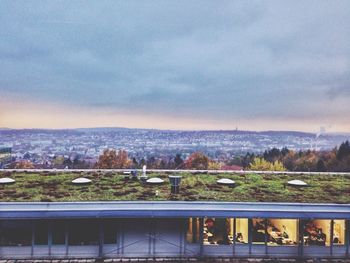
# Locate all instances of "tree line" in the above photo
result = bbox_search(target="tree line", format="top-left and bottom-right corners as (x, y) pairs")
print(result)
(11, 141), (350, 172)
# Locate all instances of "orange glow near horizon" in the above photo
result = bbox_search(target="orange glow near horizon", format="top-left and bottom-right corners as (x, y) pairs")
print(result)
(0, 98), (349, 132)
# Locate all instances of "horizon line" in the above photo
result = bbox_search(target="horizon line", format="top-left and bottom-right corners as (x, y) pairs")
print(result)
(1, 126), (350, 135)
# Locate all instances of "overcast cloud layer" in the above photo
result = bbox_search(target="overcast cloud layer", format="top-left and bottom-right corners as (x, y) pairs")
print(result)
(0, 1), (349, 131)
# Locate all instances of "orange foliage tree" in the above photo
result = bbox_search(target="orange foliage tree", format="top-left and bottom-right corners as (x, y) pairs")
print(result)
(96, 149), (131, 169)
(184, 152), (210, 170)
(15, 160), (34, 169)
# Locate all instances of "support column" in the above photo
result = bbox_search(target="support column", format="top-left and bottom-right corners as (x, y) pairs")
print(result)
(152, 218), (156, 255)
(330, 219), (334, 256)
(264, 219), (268, 255)
(148, 220), (152, 255)
(346, 220), (350, 258)
(233, 218), (236, 256)
(199, 218), (204, 258)
(31, 223), (35, 257)
(179, 219), (184, 255)
(65, 222), (69, 256)
(298, 219), (304, 258)
(48, 221), (52, 256)
(248, 218), (252, 255)
(98, 220), (104, 258)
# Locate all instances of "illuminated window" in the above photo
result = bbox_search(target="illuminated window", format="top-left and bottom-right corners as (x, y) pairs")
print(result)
(203, 218), (232, 245)
(235, 218), (248, 244)
(303, 219), (330, 246)
(333, 220), (345, 245)
(266, 219), (298, 246)
(252, 218), (266, 244)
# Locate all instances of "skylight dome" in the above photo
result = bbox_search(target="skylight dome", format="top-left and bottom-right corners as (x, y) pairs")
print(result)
(217, 178), (235, 186)
(0, 177), (15, 184)
(146, 177), (164, 184)
(287, 179), (307, 186)
(72, 177), (92, 184)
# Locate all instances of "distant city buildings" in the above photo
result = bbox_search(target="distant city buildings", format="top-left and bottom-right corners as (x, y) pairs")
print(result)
(0, 128), (349, 168)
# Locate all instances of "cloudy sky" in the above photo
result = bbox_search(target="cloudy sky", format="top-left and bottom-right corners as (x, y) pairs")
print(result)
(0, 1), (349, 132)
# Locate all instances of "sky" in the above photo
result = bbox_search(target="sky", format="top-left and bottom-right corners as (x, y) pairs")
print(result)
(0, 1), (349, 132)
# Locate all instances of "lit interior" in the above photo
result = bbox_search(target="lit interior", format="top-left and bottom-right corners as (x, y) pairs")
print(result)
(186, 218), (200, 244)
(333, 220), (345, 245)
(203, 218), (232, 245)
(303, 219), (331, 246)
(267, 219), (298, 246)
(235, 218), (248, 244)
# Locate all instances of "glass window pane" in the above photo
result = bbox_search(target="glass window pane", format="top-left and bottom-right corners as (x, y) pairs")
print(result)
(52, 221), (66, 245)
(186, 218), (200, 244)
(104, 220), (117, 244)
(333, 220), (345, 245)
(34, 221), (48, 245)
(252, 218), (266, 244)
(204, 218), (232, 245)
(267, 219), (298, 246)
(68, 220), (98, 245)
(235, 218), (248, 244)
(303, 219), (330, 246)
(0, 221), (32, 246)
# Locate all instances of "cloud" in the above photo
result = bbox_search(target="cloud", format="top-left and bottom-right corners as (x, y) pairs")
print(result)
(0, 0), (349, 131)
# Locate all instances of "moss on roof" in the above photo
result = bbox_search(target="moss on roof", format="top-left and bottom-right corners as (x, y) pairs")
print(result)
(0, 171), (349, 203)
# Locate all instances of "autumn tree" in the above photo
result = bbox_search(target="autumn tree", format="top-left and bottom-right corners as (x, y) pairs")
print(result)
(249, 157), (286, 171)
(208, 160), (221, 170)
(185, 152), (210, 170)
(96, 149), (131, 169)
(15, 160), (34, 169)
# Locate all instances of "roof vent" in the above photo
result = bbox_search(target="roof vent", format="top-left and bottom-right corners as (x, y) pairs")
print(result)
(169, 175), (182, 194)
(0, 177), (15, 184)
(72, 177), (92, 184)
(140, 165), (148, 181)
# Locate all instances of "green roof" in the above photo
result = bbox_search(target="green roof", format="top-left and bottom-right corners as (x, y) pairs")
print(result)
(0, 171), (350, 203)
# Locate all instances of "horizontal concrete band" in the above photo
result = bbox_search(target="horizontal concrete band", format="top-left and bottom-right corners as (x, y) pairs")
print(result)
(0, 201), (349, 219)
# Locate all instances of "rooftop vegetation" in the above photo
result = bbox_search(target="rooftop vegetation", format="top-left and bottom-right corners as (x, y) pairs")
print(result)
(0, 171), (349, 203)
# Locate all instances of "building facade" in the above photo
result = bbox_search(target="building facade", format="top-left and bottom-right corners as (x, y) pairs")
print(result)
(0, 201), (349, 259)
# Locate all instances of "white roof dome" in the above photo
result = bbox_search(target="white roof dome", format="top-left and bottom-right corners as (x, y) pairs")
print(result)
(146, 177), (164, 184)
(287, 179), (307, 186)
(72, 177), (92, 184)
(0, 177), (15, 184)
(217, 178), (235, 185)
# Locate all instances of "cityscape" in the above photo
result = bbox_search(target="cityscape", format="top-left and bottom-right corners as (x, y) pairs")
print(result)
(1, 127), (349, 168)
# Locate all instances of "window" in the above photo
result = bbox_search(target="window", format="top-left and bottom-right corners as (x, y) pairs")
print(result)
(252, 218), (267, 244)
(34, 221), (48, 245)
(0, 221), (32, 246)
(68, 220), (98, 245)
(266, 219), (298, 246)
(204, 218), (232, 245)
(186, 218), (200, 243)
(333, 220), (345, 245)
(303, 219), (331, 246)
(235, 218), (248, 244)
(52, 221), (66, 245)
(104, 220), (117, 244)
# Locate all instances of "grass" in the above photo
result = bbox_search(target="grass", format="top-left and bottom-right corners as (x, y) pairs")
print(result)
(0, 171), (349, 203)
